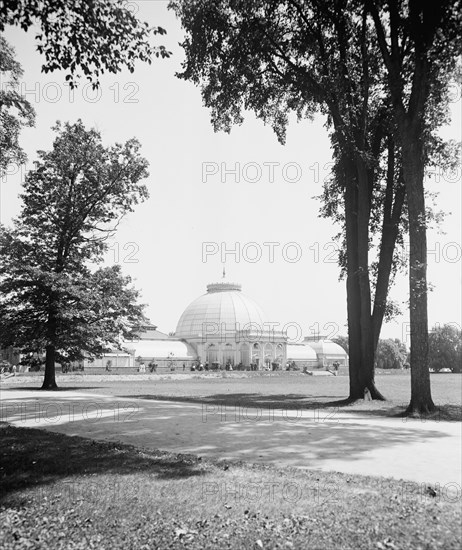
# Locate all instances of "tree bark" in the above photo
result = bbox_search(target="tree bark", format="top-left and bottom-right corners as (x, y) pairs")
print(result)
(343, 155), (385, 400)
(401, 127), (435, 414)
(368, 0), (437, 415)
(41, 303), (58, 390)
(372, 139), (406, 350)
(42, 343), (58, 389)
(343, 157), (361, 397)
(356, 157), (385, 400)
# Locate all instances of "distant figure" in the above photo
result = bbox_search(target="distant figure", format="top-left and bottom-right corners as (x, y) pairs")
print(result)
(106, 360), (112, 372)
(183, 363), (185, 371)
(333, 361), (340, 375)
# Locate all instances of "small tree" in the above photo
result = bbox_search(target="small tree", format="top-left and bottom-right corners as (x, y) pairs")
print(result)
(0, 120), (150, 389)
(375, 339), (405, 370)
(428, 325), (462, 373)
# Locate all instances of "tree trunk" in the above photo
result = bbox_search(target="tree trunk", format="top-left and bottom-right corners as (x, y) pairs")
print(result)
(41, 304), (58, 390)
(356, 157), (385, 400)
(42, 344), (58, 389)
(343, 156), (385, 400)
(372, 139), (406, 349)
(401, 128), (434, 414)
(344, 159), (362, 398)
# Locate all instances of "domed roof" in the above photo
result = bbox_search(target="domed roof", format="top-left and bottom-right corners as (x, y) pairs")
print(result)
(175, 281), (266, 340)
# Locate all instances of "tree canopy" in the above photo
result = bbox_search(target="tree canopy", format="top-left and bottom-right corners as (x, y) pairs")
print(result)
(0, 36), (35, 177)
(1, 0), (170, 88)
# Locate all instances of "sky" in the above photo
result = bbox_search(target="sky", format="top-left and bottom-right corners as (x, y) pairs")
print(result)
(1, 0), (461, 346)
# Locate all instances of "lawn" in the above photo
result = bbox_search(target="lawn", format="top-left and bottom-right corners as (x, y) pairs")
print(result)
(48, 372), (462, 421)
(1, 424), (461, 550)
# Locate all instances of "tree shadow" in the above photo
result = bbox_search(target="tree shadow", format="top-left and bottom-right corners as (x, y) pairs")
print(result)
(0, 386), (104, 392)
(123, 393), (346, 410)
(0, 424), (207, 500)
(121, 393), (461, 421)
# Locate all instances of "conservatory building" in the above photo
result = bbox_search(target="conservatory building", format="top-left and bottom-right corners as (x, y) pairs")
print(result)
(77, 278), (348, 373)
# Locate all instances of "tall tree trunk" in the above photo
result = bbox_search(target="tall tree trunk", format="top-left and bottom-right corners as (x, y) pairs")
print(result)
(344, 158), (362, 398)
(356, 157), (385, 400)
(343, 156), (384, 400)
(369, 0), (437, 415)
(42, 304), (58, 390)
(401, 128), (434, 414)
(372, 139), (406, 350)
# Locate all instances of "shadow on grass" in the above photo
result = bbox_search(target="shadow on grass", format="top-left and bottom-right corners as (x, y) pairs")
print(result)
(121, 393), (462, 421)
(0, 424), (207, 499)
(122, 393), (345, 409)
(0, 386), (105, 392)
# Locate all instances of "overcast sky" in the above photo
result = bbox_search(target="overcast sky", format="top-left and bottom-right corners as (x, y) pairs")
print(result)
(1, 1), (461, 345)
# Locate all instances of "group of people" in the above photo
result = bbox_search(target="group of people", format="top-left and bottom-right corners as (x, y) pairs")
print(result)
(190, 361), (213, 371)
(130, 359), (289, 373)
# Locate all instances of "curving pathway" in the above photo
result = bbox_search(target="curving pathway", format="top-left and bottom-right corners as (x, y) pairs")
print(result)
(1, 387), (460, 488)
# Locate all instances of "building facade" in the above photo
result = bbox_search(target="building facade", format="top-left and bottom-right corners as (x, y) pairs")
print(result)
(93, 279), (348, 372)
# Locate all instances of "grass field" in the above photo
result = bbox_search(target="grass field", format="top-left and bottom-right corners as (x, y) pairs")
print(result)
(48, 372), (462, 421)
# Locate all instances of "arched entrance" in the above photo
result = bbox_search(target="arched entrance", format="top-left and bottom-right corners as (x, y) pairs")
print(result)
(239, 343), (250, 367)
(206, 344), (218, 365)
(223, 343), (235, 367)
(275, 344), (284, 369)
(252, 343), (261, 369)
(264, 343), (273, 370)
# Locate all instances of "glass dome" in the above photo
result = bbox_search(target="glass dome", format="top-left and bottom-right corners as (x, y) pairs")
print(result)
(175, 281), (267, 339)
